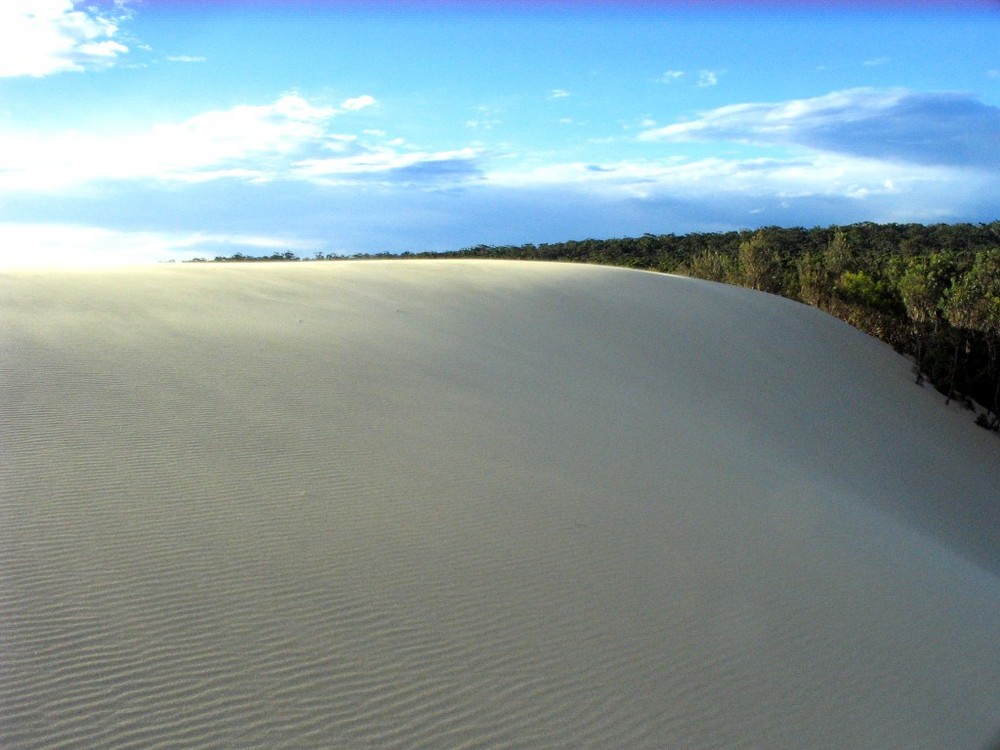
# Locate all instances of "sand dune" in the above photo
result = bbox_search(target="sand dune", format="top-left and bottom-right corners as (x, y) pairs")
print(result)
(2, 259), (998, 749)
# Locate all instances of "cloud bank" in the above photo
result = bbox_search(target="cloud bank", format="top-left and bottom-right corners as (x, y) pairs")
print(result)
(640, 88), (1000, 169)
(1, 86), (997, 265)
(0, 93), (482, 191)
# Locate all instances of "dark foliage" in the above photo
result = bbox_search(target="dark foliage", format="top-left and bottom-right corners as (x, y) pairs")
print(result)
(211, 251), (299, 262)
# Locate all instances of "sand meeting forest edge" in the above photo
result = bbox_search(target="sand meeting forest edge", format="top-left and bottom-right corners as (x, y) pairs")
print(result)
(205, 221), (1000, 438)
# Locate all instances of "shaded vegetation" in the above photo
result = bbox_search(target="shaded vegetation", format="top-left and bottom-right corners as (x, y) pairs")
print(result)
(203, 251), (300, 262)
(200, 221), (1000, 432)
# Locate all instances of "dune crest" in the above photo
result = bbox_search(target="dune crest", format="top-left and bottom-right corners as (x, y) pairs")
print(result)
(3, 260), (998, 749)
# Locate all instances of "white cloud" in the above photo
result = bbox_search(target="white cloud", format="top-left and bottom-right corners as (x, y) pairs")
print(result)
(466, 104), (503, 132)
(4, 87), (995, 265)
(549, 89), (570, 99)
(457, 88), (1000, 232)
(659, 70), (685, 83)
(638, 87), (1000, 169)
(468, 149), (999, 237)
(0, 0), (132, 77)
(78, 39), (128, 58)
(988, 69), (1000, 79)
(863, 57), (891, 67)
(167, 55), (206, 64)
(323, 134), (359, 152)
(697, 70), (720, 88)
(0, 93), (390, 190)
(0, 223), (323, 268)
(466, 118), (501, 131)
(294, 147), (482, 185)
(482, 150), (969, 213)
(341, 95), (377, 111)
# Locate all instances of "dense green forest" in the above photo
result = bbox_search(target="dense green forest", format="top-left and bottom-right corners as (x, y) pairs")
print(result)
(200, 222), (1000, 433)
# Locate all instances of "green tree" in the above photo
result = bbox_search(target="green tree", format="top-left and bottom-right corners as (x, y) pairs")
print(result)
(796, 250), (831, 308)
(894, 252), (954, 384)
(736, 230), (781, 293)
(942, 249), (1000, 425)
(824, 228), (852, 278)
(684, 250), (736, 284)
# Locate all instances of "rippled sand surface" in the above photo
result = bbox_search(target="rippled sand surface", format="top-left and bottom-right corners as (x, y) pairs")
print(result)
(3, 260), (999, 749)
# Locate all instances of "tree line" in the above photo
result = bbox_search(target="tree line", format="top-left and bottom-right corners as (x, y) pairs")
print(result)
(200, 221), (1000, 432)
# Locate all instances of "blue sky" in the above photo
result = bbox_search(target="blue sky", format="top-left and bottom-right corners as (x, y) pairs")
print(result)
(1, 0), (998, 266)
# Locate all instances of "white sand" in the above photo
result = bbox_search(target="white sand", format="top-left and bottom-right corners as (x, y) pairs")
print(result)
(2, 260), (998, 749)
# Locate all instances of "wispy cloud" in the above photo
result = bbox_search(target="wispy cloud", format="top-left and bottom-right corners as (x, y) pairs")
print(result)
(863, 56), (891, 67)
(0, 92), (484, 193)
(484, 152), (944, 202)
(657, 69), (720, 88)
(0, 93), (398, 190)
(0, 0), (133, 77)
(167, 55), (206, 64)
(341, 95), (377, 111)
(465, 104), (503, 132)
(0, 94), (334, 188)
(548, 88), (570, 99)
(464, 148), (998, 246)
(697, 70), (721, 88)
(639, 87), (1000, 169)
(293, 147), (483, 186)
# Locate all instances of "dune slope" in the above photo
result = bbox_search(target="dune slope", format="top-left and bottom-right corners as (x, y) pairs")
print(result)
(2, 260), (999, 749)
